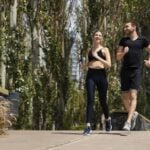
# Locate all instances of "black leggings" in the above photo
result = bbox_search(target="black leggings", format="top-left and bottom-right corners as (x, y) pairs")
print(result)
(86, 68), (109, 123)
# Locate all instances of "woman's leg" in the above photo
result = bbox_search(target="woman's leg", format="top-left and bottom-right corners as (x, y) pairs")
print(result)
(86, 78), (95, 124)
(96, 75), (112, 131)
(97, 76), (109, 119)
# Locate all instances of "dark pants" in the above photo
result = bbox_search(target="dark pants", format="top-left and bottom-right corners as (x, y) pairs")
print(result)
(86, 68), (109, 123)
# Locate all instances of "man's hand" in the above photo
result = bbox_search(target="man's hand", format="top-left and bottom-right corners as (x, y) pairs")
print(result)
(124, 46), (129, 54)
(144, 59), (150, 67)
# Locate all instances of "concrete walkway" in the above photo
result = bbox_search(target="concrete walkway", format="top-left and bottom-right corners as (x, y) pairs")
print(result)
(0, 130), (150, 150)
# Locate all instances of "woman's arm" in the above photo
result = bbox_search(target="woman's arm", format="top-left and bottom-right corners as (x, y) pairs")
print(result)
(80, 48), (90, 70)
(92, 48), (111, 68)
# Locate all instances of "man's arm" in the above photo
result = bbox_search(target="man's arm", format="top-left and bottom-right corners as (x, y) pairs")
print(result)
(144, 44), (150, 67)
(145, 44), (150, 55)
(116, 46), (129, 61)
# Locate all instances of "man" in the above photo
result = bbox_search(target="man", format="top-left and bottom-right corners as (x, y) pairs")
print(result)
(116, 21), (150, 131)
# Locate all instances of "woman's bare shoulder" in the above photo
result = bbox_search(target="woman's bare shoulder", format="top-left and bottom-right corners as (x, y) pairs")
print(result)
(87, 47), (92, 53)
(103, 47), (109, 50)
(102, 47), (110, 53)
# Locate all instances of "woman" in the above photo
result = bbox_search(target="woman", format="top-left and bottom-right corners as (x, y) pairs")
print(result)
(83, 30), (112, 135)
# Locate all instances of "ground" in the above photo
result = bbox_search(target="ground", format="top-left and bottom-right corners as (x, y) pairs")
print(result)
(0, 130), (150, 150)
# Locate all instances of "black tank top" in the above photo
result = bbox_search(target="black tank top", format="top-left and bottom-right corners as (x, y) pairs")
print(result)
(88, 49), (106, 62)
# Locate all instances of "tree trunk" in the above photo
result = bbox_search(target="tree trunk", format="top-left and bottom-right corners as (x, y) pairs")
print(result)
(10, 0), (17, 29)
(1, 51), (6, 88)
(0, 9), (6, 88)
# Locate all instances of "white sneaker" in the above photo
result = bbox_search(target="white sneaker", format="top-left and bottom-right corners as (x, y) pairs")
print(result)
(131, 111), (138, 130)
(123, 122), (131, 131)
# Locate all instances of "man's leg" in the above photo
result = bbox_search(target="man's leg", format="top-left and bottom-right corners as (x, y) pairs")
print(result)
(122, 91), (131, 112)
(121, 69), (140, 130)
(120, 69), (131, 112)
(126, 90), (137, 124)
(123, 90), (137, 131)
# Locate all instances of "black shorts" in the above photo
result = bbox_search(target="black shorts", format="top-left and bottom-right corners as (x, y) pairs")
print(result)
(120, 68), (141, 91)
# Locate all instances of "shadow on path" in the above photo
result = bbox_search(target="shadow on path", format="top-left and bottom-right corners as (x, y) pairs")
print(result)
(51, 131), (129, 136)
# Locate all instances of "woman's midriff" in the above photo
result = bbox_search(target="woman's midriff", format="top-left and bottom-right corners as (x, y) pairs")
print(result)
(88, 61), (105, 69)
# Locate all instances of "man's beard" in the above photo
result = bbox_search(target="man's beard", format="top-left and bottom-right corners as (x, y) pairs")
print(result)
(125, 30), (134, 36)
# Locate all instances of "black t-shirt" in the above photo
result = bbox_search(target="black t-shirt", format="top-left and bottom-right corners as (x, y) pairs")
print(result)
(119, 37), (149, 69)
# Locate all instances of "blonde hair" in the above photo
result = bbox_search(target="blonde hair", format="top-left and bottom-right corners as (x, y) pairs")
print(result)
(91, 30), (103, 44)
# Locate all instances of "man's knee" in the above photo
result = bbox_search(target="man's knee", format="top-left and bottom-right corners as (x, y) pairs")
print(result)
(130, 90), (137, 101)
(122, 91), (130, 100)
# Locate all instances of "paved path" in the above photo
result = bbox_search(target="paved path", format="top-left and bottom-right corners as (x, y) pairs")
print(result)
(0, 130), (150, 150)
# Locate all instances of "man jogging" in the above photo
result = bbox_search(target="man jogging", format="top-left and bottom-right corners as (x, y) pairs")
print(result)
(116, 21), (150, 131)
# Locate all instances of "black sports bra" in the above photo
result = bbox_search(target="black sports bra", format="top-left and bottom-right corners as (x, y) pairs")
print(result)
(88, 49), (106, 62)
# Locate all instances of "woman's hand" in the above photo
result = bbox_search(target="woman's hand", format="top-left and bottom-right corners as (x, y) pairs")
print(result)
(92, 48), (111, 68)
(92, 51), (99, 59)
(144, 59), (150, 67)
